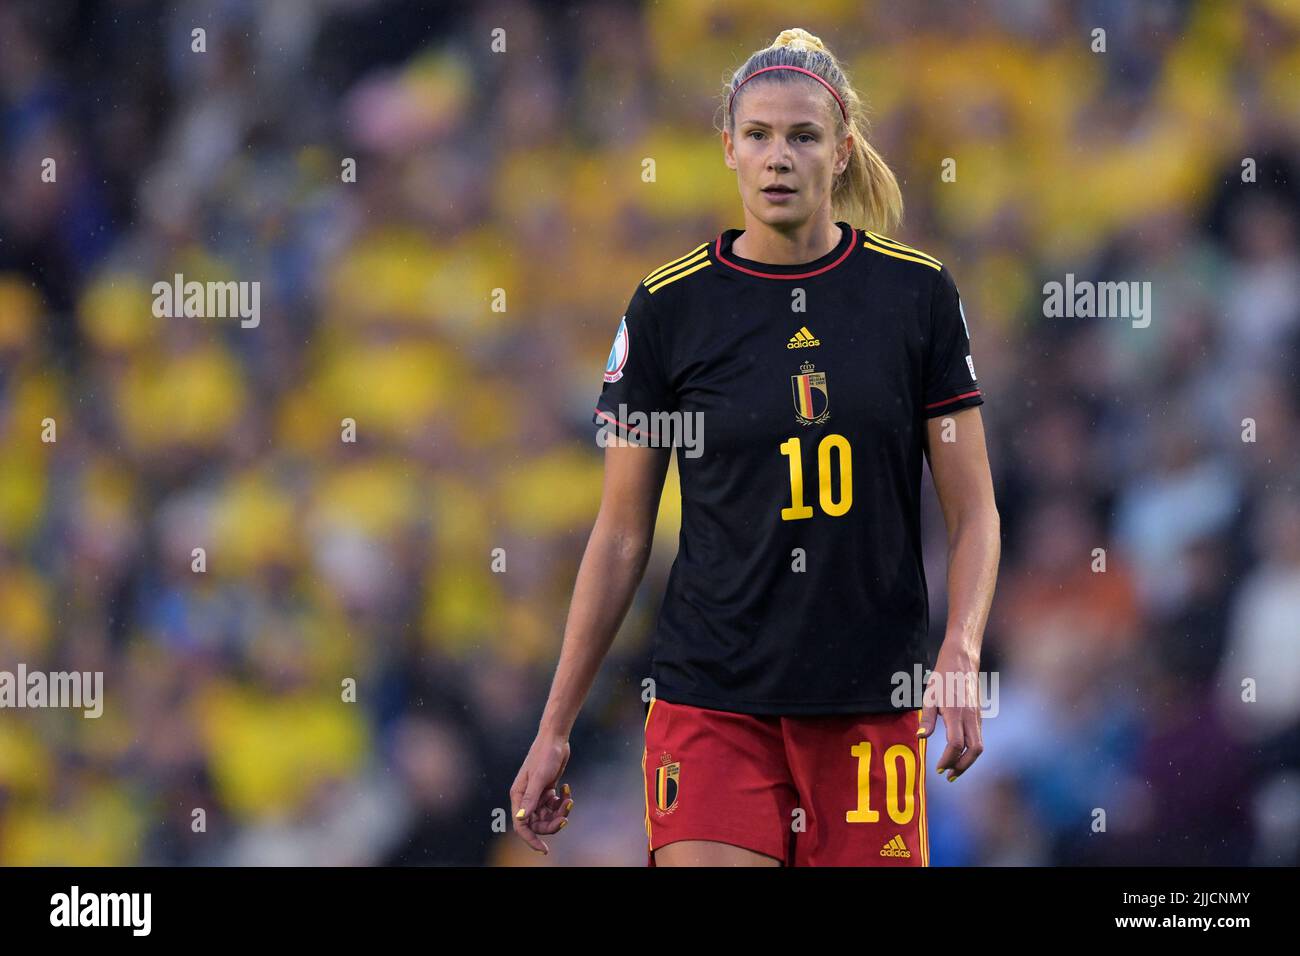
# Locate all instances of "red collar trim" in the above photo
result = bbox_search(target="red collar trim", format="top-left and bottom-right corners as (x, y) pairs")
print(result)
(713, 226), (858, 279)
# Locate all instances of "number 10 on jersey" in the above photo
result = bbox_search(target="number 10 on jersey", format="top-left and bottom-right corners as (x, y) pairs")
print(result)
(779, 434), (852, 520)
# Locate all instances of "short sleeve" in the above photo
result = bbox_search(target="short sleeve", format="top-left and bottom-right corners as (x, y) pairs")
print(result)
(922, 265), (984, 418)
(592, 283), (675, 442)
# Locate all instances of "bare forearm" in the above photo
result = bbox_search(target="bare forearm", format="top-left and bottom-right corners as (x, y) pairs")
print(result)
(942, 507), (1000, 662)
(537, 522), (653, 739)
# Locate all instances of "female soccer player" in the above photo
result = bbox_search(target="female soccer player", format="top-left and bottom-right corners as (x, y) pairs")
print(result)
(511, 28), (1000, 866)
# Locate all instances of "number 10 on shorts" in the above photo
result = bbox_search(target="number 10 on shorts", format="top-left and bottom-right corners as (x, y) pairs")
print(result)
(846, 741), (917, 824)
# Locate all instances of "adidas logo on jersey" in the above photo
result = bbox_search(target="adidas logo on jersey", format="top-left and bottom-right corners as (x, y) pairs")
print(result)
(880, 835), (912, 858)
(787, 326), (820, 348)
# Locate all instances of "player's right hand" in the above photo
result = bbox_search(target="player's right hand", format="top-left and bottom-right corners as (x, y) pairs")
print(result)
(509, 733), (574, 854)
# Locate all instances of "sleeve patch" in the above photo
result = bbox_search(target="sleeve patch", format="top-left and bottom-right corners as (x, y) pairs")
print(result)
(604, 316), (629, 383)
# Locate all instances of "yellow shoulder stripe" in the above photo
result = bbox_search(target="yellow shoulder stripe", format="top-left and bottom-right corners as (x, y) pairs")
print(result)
(647, 259), (711, 292)
(862, 237), (941, 272)
(643, 243), (710, 285)
(863, 231), (943, 267)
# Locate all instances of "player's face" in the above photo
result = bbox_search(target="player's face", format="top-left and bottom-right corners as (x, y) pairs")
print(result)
(723, 83), (849, 229)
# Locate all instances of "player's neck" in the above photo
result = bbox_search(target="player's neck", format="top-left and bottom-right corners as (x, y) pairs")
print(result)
(731, 215), (842, 265)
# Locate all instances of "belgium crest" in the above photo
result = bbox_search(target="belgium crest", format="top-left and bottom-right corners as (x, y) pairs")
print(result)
(654, 754), (680, 815)
(792, 361), (830, 425)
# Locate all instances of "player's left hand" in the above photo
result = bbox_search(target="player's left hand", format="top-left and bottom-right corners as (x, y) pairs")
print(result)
(916, 642), (984, 782)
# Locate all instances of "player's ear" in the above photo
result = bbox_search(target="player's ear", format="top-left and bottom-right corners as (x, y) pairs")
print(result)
(836, 131), (853, 175)
(721, 128), (736, 169)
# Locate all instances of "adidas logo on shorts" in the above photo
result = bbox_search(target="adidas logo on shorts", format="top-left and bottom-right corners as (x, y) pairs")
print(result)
(880, 834), (911, 858)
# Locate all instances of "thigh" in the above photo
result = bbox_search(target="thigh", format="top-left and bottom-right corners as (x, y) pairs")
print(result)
(643, 698), (798, 866)
(782, 709), (928, 867)
(653, 840), (781, 867)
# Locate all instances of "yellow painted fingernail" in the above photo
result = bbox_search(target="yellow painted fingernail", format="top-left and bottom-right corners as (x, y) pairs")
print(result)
(566, 800), (574, 812)
(915, 728), (925, 736)
(562, 783), (571, 796)
(559, 819), (568, 829)
(515, 808), (526, 819)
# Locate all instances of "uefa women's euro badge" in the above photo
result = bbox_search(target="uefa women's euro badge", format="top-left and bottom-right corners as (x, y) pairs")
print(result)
(604, 316), (629, 383)
(792, 361), (830, 425)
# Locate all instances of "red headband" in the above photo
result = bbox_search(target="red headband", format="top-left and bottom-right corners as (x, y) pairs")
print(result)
(727, 65), (847, 124)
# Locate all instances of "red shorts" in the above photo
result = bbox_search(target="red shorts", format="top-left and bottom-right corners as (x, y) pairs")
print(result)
(642, 697), (929, 866)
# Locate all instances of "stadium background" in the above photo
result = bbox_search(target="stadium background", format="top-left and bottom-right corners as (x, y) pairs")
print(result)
(0, 0), (1298, 865)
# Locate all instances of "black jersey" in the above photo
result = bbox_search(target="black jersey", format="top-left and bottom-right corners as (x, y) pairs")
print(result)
(592, 220), (984, 715)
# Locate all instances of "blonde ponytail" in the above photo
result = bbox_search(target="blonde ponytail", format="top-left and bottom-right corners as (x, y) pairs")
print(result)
(720, 28), (903, 234)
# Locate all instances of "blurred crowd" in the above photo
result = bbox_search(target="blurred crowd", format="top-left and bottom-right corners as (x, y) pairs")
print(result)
(0, 0), (1297, 865)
